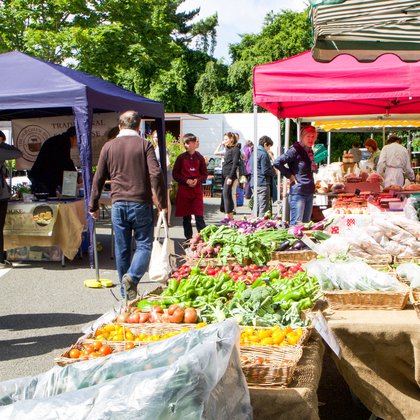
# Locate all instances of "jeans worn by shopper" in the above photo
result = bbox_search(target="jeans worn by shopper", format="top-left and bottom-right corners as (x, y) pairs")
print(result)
(288, 194), (313, 225)
(112, 201), (154, 297)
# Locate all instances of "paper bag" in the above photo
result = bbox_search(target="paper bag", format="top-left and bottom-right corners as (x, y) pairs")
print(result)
(148, 213), (175, 283)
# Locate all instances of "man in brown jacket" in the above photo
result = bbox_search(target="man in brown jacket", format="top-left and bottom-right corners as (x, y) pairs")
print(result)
(89, 110), (167, 300)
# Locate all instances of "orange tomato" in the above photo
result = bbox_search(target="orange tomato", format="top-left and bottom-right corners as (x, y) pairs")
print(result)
(82, 343), (94, 354)
(92, 341), (102, 351)
(69, 348), (81, 359)
(99, 344), (112, 356)
(125, 342), (135, 350)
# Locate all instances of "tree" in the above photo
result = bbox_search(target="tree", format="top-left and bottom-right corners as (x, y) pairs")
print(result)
(226, 10), (312, 112)
(0, 0), (217, 103)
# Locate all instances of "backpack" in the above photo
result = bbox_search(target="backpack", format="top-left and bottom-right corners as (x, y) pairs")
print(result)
(238, 155), (246, 177)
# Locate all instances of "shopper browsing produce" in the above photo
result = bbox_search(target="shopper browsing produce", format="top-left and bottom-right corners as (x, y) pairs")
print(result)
(274, 126), (318, 225)
(172, 133), (207, 241)
(89, 110), (167, 300)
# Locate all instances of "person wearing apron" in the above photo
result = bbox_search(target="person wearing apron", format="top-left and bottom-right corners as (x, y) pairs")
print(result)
(377, 134), (415, 187)
(173, 133), (208, 241)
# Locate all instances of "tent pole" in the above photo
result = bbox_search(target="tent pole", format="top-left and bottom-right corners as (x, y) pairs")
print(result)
(253, 105), (258, 217)
(327, 131), (331, 164)
(382, 126), (386, 148)
(281, 118), (291, 223)
(276, 118), (282, 218)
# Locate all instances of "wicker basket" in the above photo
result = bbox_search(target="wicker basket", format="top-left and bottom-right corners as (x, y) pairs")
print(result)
(240, 345), (303, 387)
(394, 256), (420, 265)
(54, 340), (130, 367)
(410, 289), (420, 320)
(361, 255), (394, 271)
(239, 326), (312, 347)
(270, 250), (317, 263)
(323, 286), (409, 310)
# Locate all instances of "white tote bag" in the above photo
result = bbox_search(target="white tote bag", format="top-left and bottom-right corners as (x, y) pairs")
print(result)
(148, 212), (175, 283)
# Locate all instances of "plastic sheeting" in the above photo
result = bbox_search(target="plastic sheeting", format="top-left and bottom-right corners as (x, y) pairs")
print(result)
(0, 319), (252, 420)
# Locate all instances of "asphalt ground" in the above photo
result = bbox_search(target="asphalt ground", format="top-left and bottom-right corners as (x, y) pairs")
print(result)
(0, 197), (372, 419)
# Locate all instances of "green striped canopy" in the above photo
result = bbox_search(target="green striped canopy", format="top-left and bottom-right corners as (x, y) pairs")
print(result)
(310, 0), (420, 62)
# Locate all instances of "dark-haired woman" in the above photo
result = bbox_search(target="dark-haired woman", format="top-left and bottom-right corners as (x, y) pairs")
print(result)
(220, 132), (240, 220)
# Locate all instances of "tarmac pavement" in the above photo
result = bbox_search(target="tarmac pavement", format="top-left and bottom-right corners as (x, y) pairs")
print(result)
(0, 197), (372, 419)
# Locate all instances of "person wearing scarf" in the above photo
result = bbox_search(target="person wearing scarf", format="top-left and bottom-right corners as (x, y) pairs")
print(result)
(274, 126), (318, 225)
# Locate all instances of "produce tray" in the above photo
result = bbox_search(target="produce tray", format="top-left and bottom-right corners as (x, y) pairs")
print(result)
(323, 286), (409, 310)
(410, 289), (420, 320)
(271, 250), (317, 262)
(240, 345), (303, 387)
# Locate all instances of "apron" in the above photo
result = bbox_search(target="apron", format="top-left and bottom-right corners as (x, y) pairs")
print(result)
(175, 155), (204, 217)
(384, 167), (404, 187)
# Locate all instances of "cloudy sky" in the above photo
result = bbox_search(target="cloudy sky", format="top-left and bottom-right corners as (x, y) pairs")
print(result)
(178, 0), (308, 61)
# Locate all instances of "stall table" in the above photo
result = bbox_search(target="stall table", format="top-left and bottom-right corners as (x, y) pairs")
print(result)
(4, 199), (85, 262)
(326, 309), (420, 420)
(250, 334), (325, 420)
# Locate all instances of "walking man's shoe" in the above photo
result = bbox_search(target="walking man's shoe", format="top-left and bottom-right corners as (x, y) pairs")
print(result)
(122, 274), (137, 302)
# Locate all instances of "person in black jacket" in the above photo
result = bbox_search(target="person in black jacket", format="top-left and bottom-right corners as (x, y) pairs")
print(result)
(220, 132), (240, 220)
(28, 126), (78, 197)
(274, 126), (318, 225)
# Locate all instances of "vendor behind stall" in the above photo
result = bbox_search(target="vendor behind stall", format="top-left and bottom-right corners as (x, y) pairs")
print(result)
(28, 126), (78, 197)
(377, 134), (415, 188)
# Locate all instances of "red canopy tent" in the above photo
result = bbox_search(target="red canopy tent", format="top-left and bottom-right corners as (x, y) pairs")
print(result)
(253, 50), (420, 119)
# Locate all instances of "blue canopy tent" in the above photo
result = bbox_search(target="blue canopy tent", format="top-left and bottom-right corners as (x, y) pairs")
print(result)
(0, 50), (166, 266)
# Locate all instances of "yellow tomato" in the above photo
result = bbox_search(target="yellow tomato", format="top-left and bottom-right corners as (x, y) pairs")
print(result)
(272, 330), (286, 345)
(261, 337), (274, 346)
(248, 335), (260, 343)
(125, 331), (134, 341)
(244, 327), (254, 335)
(258, 329), (272, 339)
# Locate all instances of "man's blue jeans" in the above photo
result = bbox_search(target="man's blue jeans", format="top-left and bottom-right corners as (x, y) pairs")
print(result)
(112, 201), (154, 297)
(288, 194), (313, 225)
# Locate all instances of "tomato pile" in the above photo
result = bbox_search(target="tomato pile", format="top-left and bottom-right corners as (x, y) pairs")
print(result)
(240, 326), (304, 347)
(170, 262), (305, 285)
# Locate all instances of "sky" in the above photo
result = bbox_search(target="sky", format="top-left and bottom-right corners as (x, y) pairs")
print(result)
(178, 0), (308, 61)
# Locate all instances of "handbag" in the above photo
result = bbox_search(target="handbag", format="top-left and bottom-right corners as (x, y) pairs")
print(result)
(148, 212), (175, 283)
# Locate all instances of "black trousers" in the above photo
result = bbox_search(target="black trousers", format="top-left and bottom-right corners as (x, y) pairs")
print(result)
(0, 200), (8, 263)
(183, 215), (206, 240)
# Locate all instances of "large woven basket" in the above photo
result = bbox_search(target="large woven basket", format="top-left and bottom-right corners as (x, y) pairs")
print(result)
(270, 250), (317, 263)
(410, 289), (420, 320)
(323, 286), (409, 310)
(240, 345), (303, 387)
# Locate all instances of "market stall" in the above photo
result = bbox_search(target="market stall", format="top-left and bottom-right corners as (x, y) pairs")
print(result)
(4, 199), (85, 261)
(0, 50), (166, 265)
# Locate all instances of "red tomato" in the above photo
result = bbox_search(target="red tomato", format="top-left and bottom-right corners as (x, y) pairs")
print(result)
(127, 313), (140, 323)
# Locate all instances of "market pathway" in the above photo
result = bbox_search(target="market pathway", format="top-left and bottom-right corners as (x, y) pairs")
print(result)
(0, 197), (371, 419)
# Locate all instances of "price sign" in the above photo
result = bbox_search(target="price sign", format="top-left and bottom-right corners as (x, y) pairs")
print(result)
(307, 311), (342, 358)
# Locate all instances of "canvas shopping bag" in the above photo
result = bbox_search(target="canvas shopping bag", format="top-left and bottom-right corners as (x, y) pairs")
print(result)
(148, 212), (175, 283)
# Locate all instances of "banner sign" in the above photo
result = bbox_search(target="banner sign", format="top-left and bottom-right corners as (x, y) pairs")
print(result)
(12, 113), (119, 170)
(4, 202), (59, 236)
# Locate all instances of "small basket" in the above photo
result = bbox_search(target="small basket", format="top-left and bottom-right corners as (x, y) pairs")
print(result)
(410, 289), (420, 320)
(240, 346), (303, 387)
(323, 286), (409, 310)
(239, 326), (312, 347)
(54, 340), (129, 367)
(270, 250), (317, 263)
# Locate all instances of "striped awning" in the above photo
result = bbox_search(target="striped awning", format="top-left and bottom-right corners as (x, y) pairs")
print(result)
(313, 118), (420, 131)
(310, 0), (420, 62)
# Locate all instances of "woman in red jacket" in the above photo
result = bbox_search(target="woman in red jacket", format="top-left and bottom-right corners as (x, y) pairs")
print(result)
(173, 133), (208, 241)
